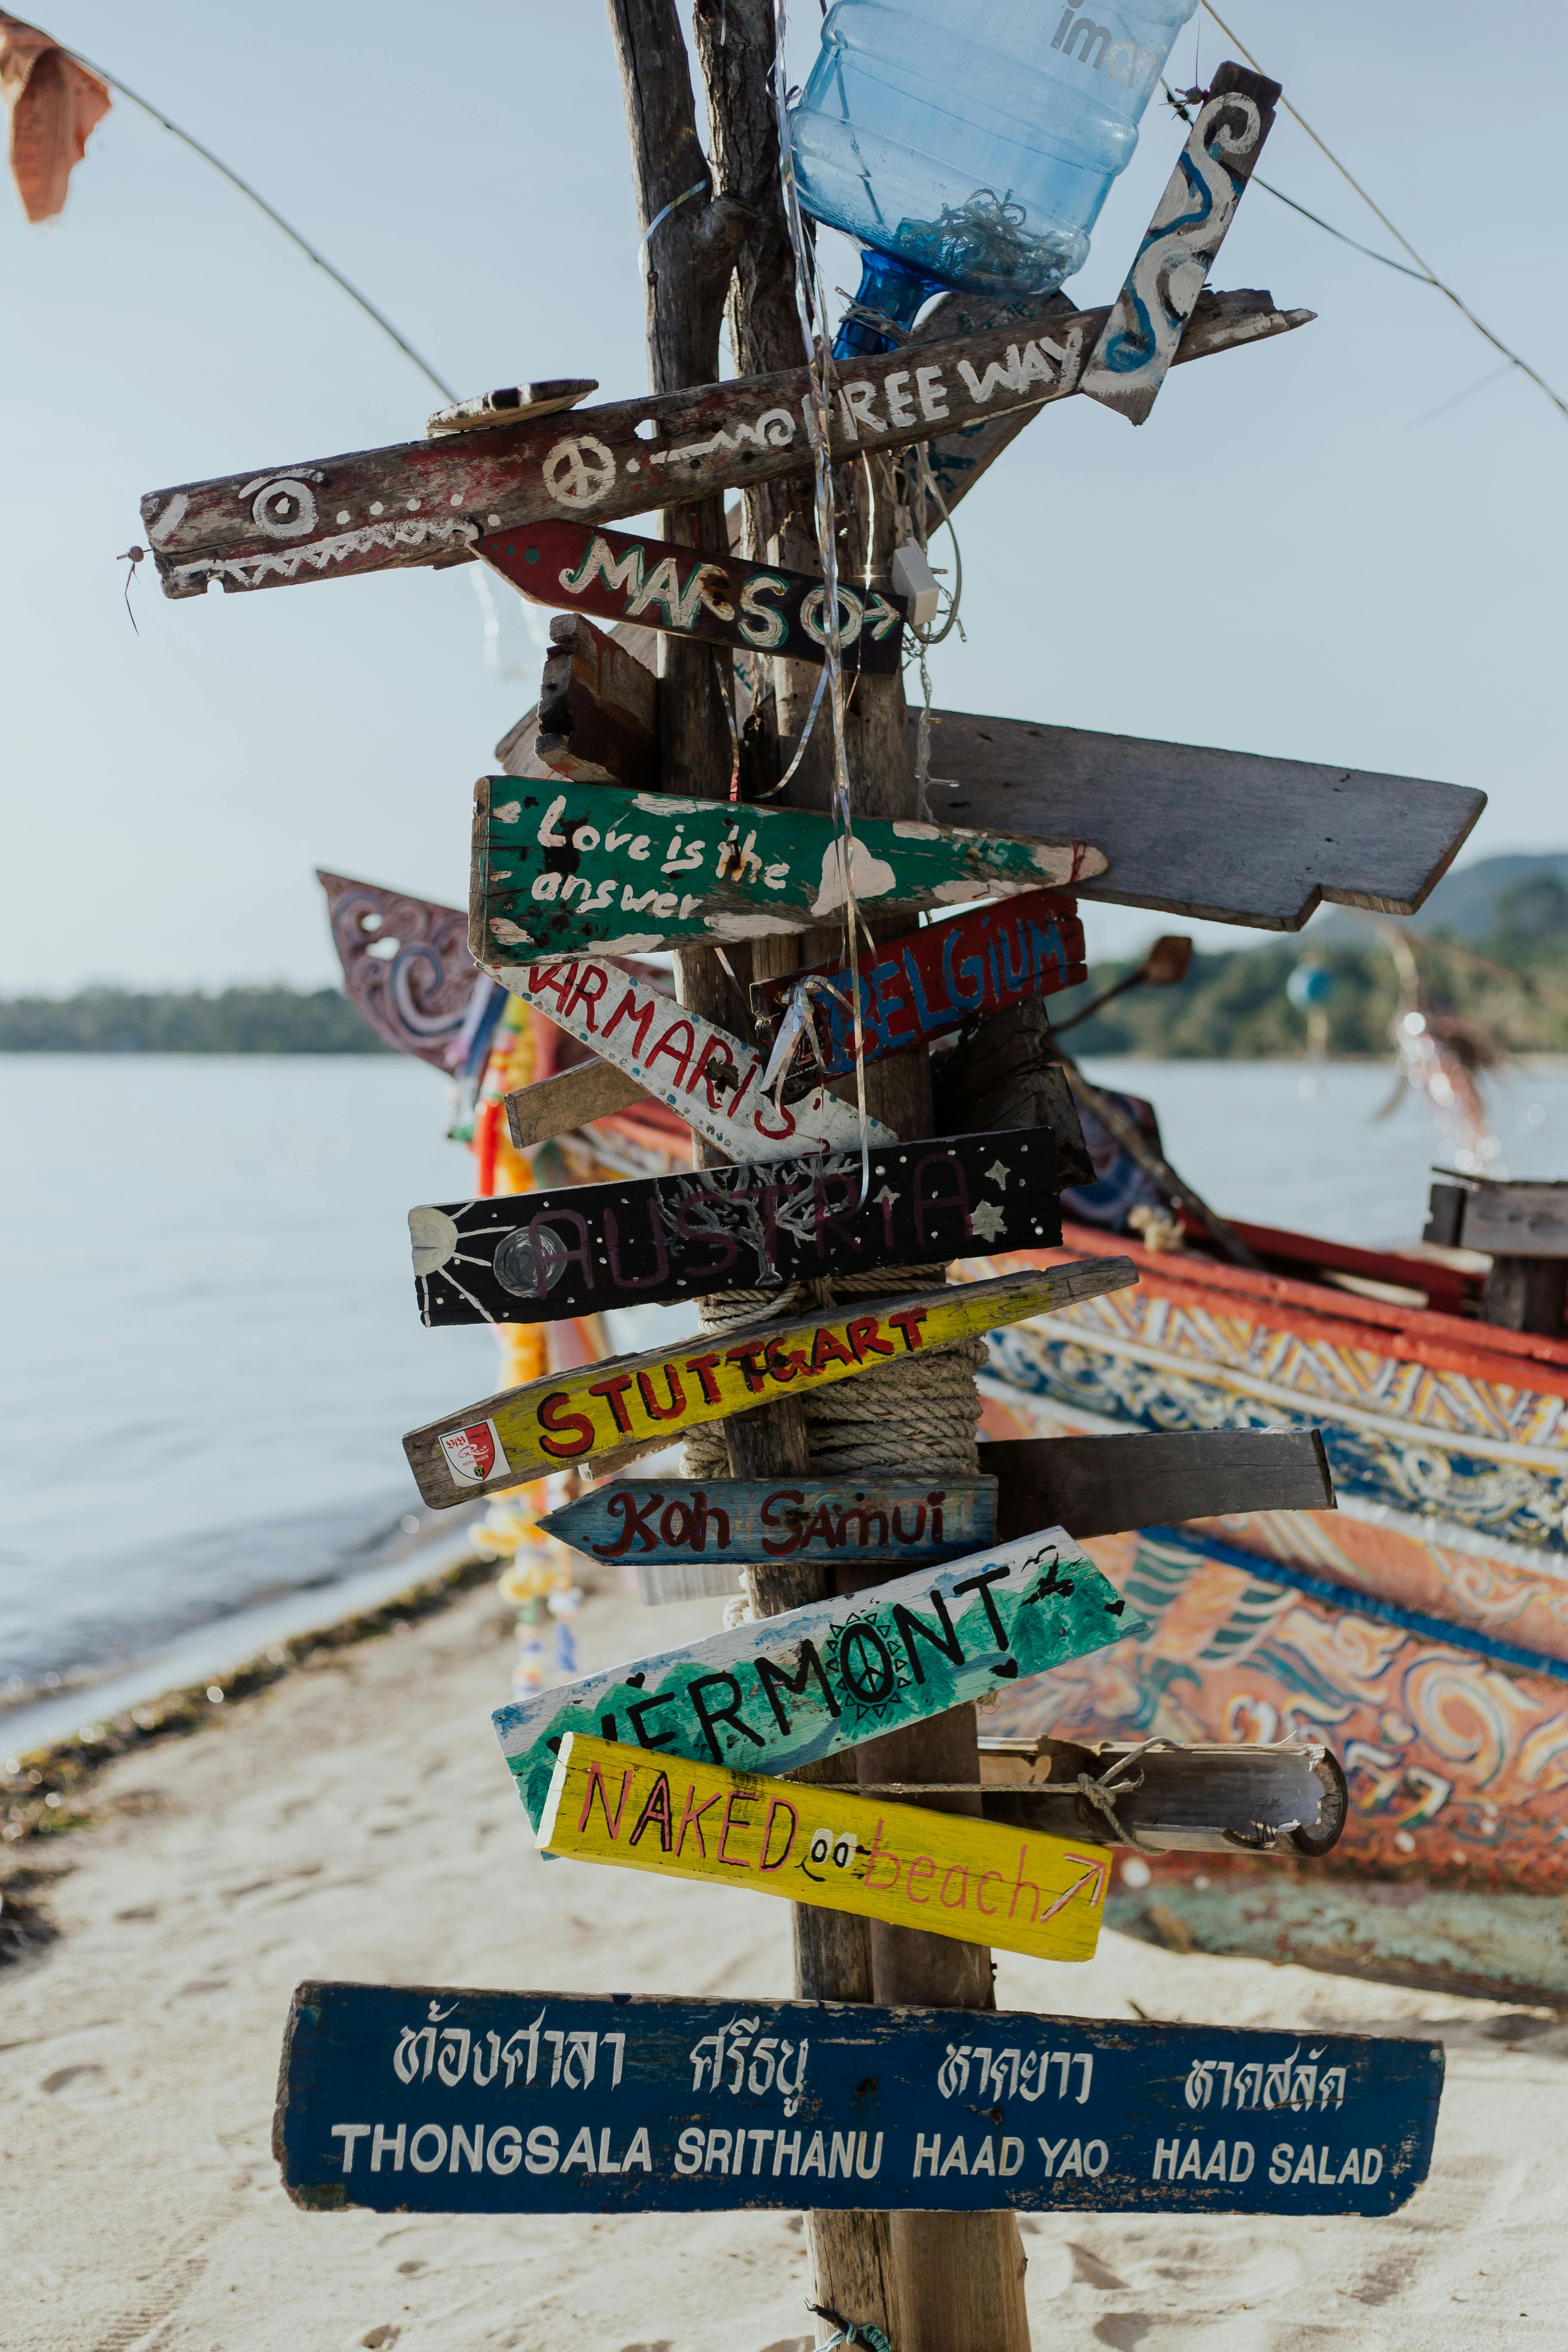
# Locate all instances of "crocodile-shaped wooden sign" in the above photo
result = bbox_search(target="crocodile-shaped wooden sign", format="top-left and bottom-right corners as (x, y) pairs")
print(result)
(472, 778), (1105, 959)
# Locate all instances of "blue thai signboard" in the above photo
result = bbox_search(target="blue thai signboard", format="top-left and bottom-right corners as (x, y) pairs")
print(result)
(276, 1984), (1442, 2217)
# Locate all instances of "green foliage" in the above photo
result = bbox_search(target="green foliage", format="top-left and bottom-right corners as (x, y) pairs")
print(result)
(0, 986), (387, 1054)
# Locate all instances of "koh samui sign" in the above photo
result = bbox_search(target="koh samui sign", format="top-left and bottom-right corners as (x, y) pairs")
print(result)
(489, 956), (897, 1165)
(537, 1733), (1110, 1966)
(538, 1475), (998, 1571)
(493, 1530), (1144, 1828)
(409, 1130), (1060, 1326)
(401, 1258), (1137, 1507)
(754, 890), (1088, 1081)
(471, 778), (1106, 959)
(276, 1981), (1442, 2217)
(481, 518), (907, 672)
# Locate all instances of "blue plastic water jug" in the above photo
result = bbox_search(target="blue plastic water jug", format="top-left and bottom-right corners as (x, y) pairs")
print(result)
(789, 0), (1199, 356)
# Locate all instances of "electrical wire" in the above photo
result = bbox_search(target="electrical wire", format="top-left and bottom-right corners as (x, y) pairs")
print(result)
(1197, 1), (1568, 425)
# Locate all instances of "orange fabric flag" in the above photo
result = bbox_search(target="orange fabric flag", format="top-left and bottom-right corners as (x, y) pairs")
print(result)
(0, 13), (110, 223)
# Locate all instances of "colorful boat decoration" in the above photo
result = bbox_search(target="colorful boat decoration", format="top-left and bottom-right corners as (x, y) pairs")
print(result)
(967, 1210), (1568, 2002)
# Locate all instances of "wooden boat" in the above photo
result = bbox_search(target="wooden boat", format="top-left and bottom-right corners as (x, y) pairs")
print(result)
(964, 1213), (1568, 2005)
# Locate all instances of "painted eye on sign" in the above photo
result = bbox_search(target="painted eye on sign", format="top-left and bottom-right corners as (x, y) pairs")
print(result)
(480, 518), (908, 672)
(492, 1530), (1145, 1830)
(471, 778), (1106, 961)
(275, 1981), (1443, 2219)
(537, 1733), (1109, 1966)
(753, 891), (1087, 1081)
(408, 1130), (1060, 1325)
(401, 1259), (1139, 1507)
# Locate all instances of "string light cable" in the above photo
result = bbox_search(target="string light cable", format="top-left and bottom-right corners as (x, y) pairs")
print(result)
(1190, 3), (1568, 424)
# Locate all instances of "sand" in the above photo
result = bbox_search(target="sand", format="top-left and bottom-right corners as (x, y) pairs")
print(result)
(3, 1563), (1562, 2352)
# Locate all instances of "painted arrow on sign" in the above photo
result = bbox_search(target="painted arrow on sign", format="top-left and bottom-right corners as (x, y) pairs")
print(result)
(401, 1258), (1137, 1506)
(481, 519), (907, 673)
(409, 1130), (1060, 1326)
(493, 1530), (1142, 1831)
(472, 778), (1105, 961)
(753, 890), (1087, 1082)
(539, 1732), (1109, 1965)
(490, 955), (895, 1165)
(539, 1475), (998, 1575)
(139, 290), (1310, 601)
(276, 1981), (1442, 2218)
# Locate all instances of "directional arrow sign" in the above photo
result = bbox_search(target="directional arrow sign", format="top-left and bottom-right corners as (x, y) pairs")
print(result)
(410, 1130), (1060, 1325)
(276, 1982), (1442, 2218)
(472, 778), (1104, 960)
(490, 955), (895, 1164)
(481, 519), (907, 673)
(493, 1530), (1142, 1830)
(753, 891), (1086, 1080)
(401, 1258), (1137, 1506)
(538, 1733), (1109, 1966)
(139, 290), (1309, 601)
(538, 1474), (999, 1573)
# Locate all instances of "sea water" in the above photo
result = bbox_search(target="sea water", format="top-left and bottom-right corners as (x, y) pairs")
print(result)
(3, 1052), (1567, 1703)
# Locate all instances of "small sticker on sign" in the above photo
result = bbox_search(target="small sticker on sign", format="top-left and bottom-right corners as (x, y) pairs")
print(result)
(439, 1419), (508, 1486)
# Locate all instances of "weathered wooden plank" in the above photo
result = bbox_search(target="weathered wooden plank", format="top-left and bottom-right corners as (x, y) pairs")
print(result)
(493, 1531), (1140, 1827)
(410, 1131), (1060, 1325)
(481, 518), (908, 672)
(978, 1736), (1347, 1859)
(1453, 1182), (1568, 1260)
(495, 615), (661, 785)
(987, 1429), (1335, 1543)
(917, 710), (1487, 931)
(472, 777), (1104, 962)
(503, 1056), (654, 1152)
(1081, 65), (1280, 426)
(538, 1733), (1108, 1966)
(140, 291), (1311, 601)
(752, 893), (1087, 1082)
(427, 379), (600, 435)
(930, 997), (1095, 1186)
(402, 1258), (1137, 1506)
(276, 1980), (1442, 2217)
(543, 1473), (998, 1572)
(487, 954), (896, 1164)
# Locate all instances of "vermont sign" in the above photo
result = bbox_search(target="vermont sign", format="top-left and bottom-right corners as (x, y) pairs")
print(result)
(402, 1259), (1137, 1506)
(481, 518), (907, 672)
(753, 891), (1087, 1081)
(537, 1733), (1109, 1966)
(472, 778), (1106, 960)
(410, 1131), (1059, 1325)
(141, 294), (1309, 601)
(538, 1475), (998, 1572)
(276, 1982), (1442, 2217)
(493, 1530), (1142, 1828)
(490, 956), (897, 1165)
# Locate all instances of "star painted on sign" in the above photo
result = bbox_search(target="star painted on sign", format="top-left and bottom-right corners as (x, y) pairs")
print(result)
(873, 1185), (899, 1213)
(969, 1200), (1007, 1242)
(984, 1161), (1011, 1189)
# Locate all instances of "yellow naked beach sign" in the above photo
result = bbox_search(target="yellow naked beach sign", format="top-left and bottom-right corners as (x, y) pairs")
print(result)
(536, 1734), (1109, 1967)
(404, 1259), (1136, 1505)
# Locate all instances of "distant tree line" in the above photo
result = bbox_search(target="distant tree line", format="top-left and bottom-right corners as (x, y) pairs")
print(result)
(0, 986), (387, 1053)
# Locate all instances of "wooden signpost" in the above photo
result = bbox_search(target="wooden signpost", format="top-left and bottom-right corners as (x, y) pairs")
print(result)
(1081, 66), (1280, 426)
(471, 778), (1105, 961)
(978, 1734), (1348, 1860)
(986, 1427), (1335, 1543)
(502, 1055), (658, 1152)
(538, 1732), (1109, 1966)
(411, 1130), (1059, 1325)
(276, 1981), (1442, 2218)
(498, 613), (660, 793)
(140, 291), (1310, 602)
(752, 891), (1087, 1081)
(402, 1258), (1138, 1506)
(492, 1530), (1143, 1826)
(539, 1475), (998, 1573)
(488, 955), (897, 1164)
(480, 518), (908, 672)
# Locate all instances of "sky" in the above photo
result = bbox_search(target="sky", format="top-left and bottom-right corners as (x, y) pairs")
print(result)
(1, 0), (1564, 993)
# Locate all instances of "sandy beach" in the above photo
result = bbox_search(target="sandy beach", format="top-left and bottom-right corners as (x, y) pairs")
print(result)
(3, 1559), (1562, 2352)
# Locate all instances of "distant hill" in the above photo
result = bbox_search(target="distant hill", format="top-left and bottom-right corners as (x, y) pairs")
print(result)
(0, 986), (386, 1053)
(1313, 852), (1568, 947)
